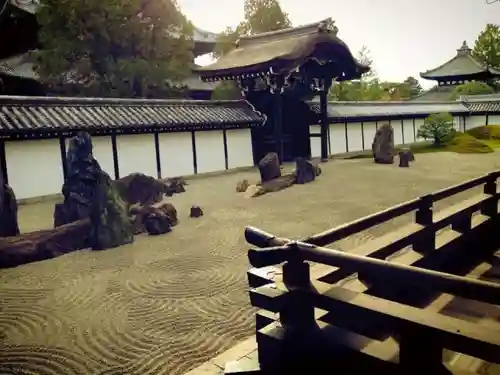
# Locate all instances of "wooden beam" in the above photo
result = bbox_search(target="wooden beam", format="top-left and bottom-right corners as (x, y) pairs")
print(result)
(291, 240), (500, 305)
(310, 282), (500, 364)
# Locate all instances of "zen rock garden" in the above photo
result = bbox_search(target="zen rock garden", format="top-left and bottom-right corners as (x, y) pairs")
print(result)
(0, 131), (202, 269)
(0, 123), (418, 268)
(372, 122), (415, 167)
(236, 152), (322, 197)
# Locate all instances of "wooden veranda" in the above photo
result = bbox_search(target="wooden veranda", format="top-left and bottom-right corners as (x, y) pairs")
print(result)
(227, 171), (500, 374)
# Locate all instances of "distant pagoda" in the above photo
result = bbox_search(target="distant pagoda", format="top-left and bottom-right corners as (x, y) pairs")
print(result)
(412, 41), (500, 101)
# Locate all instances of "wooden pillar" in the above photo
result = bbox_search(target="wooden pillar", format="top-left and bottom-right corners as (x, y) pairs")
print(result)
(154, 132), (161, 179)
(274, 90), (284, 164)
(0, 140), (7, 185)
(59, 136), (68, 181)
(111, 134), (120, 180)
(319, 90), (329, 161)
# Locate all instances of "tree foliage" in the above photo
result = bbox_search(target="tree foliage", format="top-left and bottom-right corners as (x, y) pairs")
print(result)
(472, 23), (500, 70)
(417, 113), (455, 146)
(211, 0), (291, 99)
(402, 76), (423, 99)
(35, 0), (194, 98)
(213, 0), (291, 58)
(450, 81), (495, 99)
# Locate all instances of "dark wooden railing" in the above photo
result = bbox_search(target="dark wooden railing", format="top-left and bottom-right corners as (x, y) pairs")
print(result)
(229, 170), (500, 375)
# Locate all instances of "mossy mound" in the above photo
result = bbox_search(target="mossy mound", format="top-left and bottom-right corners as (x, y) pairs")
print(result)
(466, 125), (500, 140)
(445, 132), (493, 154)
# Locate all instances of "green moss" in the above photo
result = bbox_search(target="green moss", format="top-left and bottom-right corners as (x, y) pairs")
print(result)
(342, 132), (494, 160)
(466, 125), (500, 140)
(445, 132), (493, 153)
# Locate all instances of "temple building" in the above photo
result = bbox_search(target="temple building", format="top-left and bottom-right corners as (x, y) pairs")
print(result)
(0, 0), (219, 98)
(412, 41), (500, 101)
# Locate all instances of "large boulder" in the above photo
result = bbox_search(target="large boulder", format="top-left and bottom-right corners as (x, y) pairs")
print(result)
(143, 212), (172, 235)
(130, 201), (178, 234)
(55, 132), (134, 250)
(295, 158), (319, 184)
(163, 177), (187, 196)
(0, 219), (90, 269)
(372, 123), (395, 164)
(0, 183), (19, 237)
(258, 152), (281, 183)
(114, 173), (169, 205)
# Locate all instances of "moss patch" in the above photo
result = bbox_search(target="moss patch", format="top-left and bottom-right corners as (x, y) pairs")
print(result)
(466, 125), (500, 140)
(342, 131), (495, 160)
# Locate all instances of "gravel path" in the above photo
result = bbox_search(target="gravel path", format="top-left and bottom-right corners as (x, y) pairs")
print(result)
(1, 152), (500, 375)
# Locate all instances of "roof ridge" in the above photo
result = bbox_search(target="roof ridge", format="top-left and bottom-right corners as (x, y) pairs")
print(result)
(237, 18), (336, 47)
(0, 95), (248, 106)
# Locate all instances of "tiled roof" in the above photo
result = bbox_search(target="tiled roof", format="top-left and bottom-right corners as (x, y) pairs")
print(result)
(308, 100), (470, 121)
(197, 18), (368, 81)
(463, 101), (500, 113)
(0, 96), (266, 135)
(409, 85), (455, 102)
(420, 41), (500, 80)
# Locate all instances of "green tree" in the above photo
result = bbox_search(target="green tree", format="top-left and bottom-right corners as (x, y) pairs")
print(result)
(243, 0), (291, 35)
(211, 81), (244, 100)
(450, 81), (495, 99)
(417, 113), (455, 146)
(35, 0), (194, 98)
(472, 23), (500, 70)
(211, 0), (291, 98)
(401, 76), (423, 99)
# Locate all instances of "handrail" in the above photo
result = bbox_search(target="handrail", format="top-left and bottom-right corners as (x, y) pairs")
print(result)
(243, 170), (500, 373)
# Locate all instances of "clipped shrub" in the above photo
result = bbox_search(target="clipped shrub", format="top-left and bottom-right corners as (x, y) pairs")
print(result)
(417, 113), (455, 146)
(446, 132), (493, 154)
(466, 125), (500, 140)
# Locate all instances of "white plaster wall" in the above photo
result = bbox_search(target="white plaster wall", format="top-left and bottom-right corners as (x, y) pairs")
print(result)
(226, 129), (254, 168)
(488, 115), (500, 125)
(414, 118), (426, 141)
(402, 119), (415, 144)
(116, 134), (157, 178)
(467, 115), (487, 130)
(346, 122), (363, 152)
(6, 139), (63, 200)
(195, 130), (225, 174)
(392, 120), (404, 145)
(362, 122), (377, 150)
(65, 136), (115, 178)
(158, 132), (194, 177)
(329, 123), (347, 154)
(309, 125), (321, 158)
(452, 116), (460, 131)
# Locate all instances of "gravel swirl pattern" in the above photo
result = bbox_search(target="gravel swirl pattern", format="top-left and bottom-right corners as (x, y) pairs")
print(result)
(1, 152), (500, 374)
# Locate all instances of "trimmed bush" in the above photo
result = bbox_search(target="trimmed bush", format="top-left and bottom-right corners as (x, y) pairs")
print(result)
(417, 113), (455, 146)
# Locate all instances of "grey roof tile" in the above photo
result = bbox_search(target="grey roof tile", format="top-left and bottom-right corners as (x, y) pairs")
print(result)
(0, 96), (265, 134)
(308, 100), (469, 120)
(420, 41), (500, 80)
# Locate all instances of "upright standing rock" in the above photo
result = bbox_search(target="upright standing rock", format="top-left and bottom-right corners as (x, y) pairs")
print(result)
(398, 150), (411, 168)
(258, 152), (281, 183)
(295, 158), (316, 184)
(0, 169), (20, 237)
(56, 131), (134, 250)
(372, 123), (395, 164)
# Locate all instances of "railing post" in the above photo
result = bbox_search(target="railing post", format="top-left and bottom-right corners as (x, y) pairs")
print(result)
(280, 243), (315, 331)
(413, 195), (435, 253)
(481, 172), (498, 217)
(279, 243), (317, 369)
(399, 330), (445, 374)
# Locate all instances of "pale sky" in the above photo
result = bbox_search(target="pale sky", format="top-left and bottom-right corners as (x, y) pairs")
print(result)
(180, 0), (500, 89)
